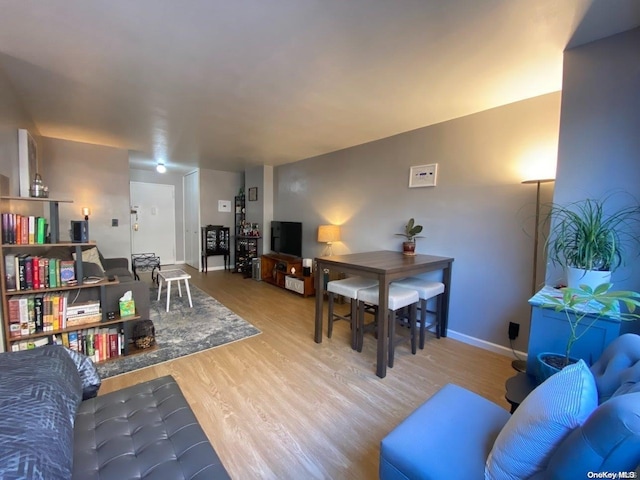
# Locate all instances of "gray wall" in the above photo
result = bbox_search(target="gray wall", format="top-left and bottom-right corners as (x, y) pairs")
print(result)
(129, 168), (185, 263)
(199, 168), (243, 268)
(550, 27), (640, 332)
(41, 137), (132, 260)
(274, 92), (562, 352)
(245, 165), (274, 255)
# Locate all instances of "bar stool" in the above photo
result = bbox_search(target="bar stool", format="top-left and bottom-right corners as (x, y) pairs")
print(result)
(392, 278), (445, 348)
(357, 285), (419, 367)
(327, 276), (379, 349)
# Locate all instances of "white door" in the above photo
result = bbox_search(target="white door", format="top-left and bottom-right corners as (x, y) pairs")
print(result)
(183, 171), (200, 269)
(130, 182), (176, 265)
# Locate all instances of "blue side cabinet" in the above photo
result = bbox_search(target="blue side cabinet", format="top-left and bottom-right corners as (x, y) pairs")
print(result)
(526, 286), (622, 376)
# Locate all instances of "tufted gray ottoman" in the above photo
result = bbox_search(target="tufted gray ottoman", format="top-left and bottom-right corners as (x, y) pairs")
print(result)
(73, 375), (229, 480)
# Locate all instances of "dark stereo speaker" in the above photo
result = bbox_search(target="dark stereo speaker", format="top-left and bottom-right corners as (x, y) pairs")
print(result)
(71, 220), (89, 243)
(303, 266), (311, 277)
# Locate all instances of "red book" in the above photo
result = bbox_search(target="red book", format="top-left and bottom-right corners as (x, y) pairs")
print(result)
(15, 215), (21, 245)
(21, 216), (28, 245)
(109, 332), (118, 358)
(32, 257), (39, 290)
(8, 297), (21, 338)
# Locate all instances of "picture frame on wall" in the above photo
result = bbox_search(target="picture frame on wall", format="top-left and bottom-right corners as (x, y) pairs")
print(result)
(409, 163), (438, 188)
(248, 187), (258, 201)
(18, 129), (37, 197)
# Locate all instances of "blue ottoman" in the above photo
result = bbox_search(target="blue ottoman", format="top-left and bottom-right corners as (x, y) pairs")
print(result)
(380, 384), (510, 479)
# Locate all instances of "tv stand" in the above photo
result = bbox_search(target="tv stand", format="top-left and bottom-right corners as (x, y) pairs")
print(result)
(261, 253), (313, 296)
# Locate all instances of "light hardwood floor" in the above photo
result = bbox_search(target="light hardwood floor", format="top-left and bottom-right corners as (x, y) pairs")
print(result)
(101, 265), (515, 479)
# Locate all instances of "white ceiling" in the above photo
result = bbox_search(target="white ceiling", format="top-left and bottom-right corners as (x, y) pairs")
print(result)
(1, 1), (638, 173)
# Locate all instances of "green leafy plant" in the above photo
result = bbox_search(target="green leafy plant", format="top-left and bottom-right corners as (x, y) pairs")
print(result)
(545, 197), (640, 272)
(395, 218), (424, 243)
(541, 283), (640, 368)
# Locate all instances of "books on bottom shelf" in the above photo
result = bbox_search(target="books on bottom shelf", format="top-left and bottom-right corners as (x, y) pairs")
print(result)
(11, 326), (125, 363)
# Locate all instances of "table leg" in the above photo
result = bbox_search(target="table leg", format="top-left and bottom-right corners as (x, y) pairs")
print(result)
(184, 279), (193, 308)
(157, 279), (163, 301)
(376, 278), (390, 378)
(314, 266), (324, 343)
(166, 280), (172, 312)
(177, 280), (183, 297)
(133, 263), (140, 281)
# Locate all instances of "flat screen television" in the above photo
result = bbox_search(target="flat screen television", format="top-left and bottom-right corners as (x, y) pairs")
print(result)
(271, 221), (303, 258)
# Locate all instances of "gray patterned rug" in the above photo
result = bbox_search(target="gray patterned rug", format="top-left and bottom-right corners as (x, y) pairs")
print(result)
(96, 284), (261, 379)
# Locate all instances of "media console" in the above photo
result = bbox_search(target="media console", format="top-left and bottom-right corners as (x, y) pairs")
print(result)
(260, 253), (314, 297)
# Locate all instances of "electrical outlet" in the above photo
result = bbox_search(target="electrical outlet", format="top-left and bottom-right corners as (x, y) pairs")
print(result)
(508, 322), (520, 340)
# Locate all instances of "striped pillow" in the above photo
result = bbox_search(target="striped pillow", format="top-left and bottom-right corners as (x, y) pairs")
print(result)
(485, 360), (597, 480)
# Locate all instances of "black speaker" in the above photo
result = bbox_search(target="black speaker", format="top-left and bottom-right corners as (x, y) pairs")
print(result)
(71, 220), (89, 243)
(303, 266), (311, 277)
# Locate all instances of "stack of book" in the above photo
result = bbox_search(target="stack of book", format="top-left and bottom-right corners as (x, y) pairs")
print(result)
(4, 254), (77, 291)
(1, 214), (48, 245)
(7, 294), (103, 338)
(66, 301), (101, 326)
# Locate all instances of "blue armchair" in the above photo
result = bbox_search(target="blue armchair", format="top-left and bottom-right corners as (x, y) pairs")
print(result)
(379, 334), (640, 479)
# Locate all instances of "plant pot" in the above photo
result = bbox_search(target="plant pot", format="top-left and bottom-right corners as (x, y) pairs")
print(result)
(402, 241), (416, 256)
(536, 352), (579, 384)
(566, 267), (612, 290)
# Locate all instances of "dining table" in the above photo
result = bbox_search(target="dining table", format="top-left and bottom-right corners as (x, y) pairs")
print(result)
(314, 250), (454, 378)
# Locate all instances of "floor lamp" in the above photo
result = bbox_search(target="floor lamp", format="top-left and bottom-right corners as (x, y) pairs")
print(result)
(512, 178), (555, 373)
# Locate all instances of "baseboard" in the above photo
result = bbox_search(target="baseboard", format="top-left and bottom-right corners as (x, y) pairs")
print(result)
(446, 329), (528, 361)
(204, 266), (228, 272)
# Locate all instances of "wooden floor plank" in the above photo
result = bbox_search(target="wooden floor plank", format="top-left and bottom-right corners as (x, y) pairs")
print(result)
(100, 266), (515, 479)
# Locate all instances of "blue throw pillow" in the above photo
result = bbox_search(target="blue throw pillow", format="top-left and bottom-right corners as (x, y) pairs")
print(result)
(485, 359), (597, 480)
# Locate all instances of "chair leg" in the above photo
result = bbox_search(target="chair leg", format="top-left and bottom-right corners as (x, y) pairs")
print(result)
(410, 302), (418, 354)
(357, 300), (365, 352)
(388, 310), (396, 368)
(436, 294), (443, 339)
(327, 292), (335, 338)
(349, 298), (358, 350)
(419, 298), (427, 349)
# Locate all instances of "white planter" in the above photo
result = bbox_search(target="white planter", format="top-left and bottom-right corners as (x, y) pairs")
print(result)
(566, 267), (612, 290)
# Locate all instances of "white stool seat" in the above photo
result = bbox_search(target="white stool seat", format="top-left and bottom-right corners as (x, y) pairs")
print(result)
(391, 277), (445, 347)
(357, 285), (419, 310)
(392, 278), (444, 299)
(326, 277), (379, 348)
(327, 277), (379, 299)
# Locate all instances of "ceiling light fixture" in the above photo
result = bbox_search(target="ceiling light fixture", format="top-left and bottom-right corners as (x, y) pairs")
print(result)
(156, 162), (167, 173)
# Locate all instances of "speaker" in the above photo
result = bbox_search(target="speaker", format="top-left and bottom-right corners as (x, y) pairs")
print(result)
(252, 257), (262, 281)
(70, 220), (89, 243)
(303, 266), (311, 277)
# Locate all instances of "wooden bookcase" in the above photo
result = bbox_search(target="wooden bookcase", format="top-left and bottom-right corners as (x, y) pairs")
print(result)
(0, 194), (140, 360)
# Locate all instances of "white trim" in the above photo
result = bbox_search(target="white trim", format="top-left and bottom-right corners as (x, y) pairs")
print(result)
(446, 329), (528, 360)
(204, 265), (227, 272)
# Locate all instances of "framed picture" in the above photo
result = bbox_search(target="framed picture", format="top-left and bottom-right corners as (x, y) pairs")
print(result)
(18, 129), (38, 197)
(409, 163), (438, 188)
(248, 187), (258, 201)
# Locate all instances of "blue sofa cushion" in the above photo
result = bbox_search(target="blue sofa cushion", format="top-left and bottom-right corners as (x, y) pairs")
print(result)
(530, 391), (640, 479)
(0, 346), (85, 480)
(485, 360), (597, 480)
(380, 384), (510, 479)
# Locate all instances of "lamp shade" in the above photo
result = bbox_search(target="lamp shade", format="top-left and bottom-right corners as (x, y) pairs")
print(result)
(317, 224), (341, 243)
(82, 207), (91, 217)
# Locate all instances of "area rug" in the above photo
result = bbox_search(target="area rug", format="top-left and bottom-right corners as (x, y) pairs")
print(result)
(96, 284), (261, 379)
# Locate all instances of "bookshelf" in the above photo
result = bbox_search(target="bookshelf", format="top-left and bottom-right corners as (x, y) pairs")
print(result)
(0, 192), (140, 361)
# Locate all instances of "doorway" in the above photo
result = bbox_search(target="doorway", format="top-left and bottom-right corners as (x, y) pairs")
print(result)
(130, 181), (176, 265)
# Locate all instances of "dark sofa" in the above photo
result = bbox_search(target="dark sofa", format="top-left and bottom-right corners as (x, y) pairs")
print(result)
(0, 346), (230, 479)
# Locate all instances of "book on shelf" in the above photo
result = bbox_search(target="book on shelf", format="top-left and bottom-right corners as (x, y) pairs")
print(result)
(4, 253), (16, 291)
(59, 260), (76, 285)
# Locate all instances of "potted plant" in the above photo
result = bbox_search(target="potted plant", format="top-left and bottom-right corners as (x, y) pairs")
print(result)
(545, 197), (640, 289)
(537, 283), (640, 381)
(395, 218), (424, 256)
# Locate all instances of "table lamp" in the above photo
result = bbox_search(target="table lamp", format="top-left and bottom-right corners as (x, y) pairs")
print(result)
(317, 225), (341, 256)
